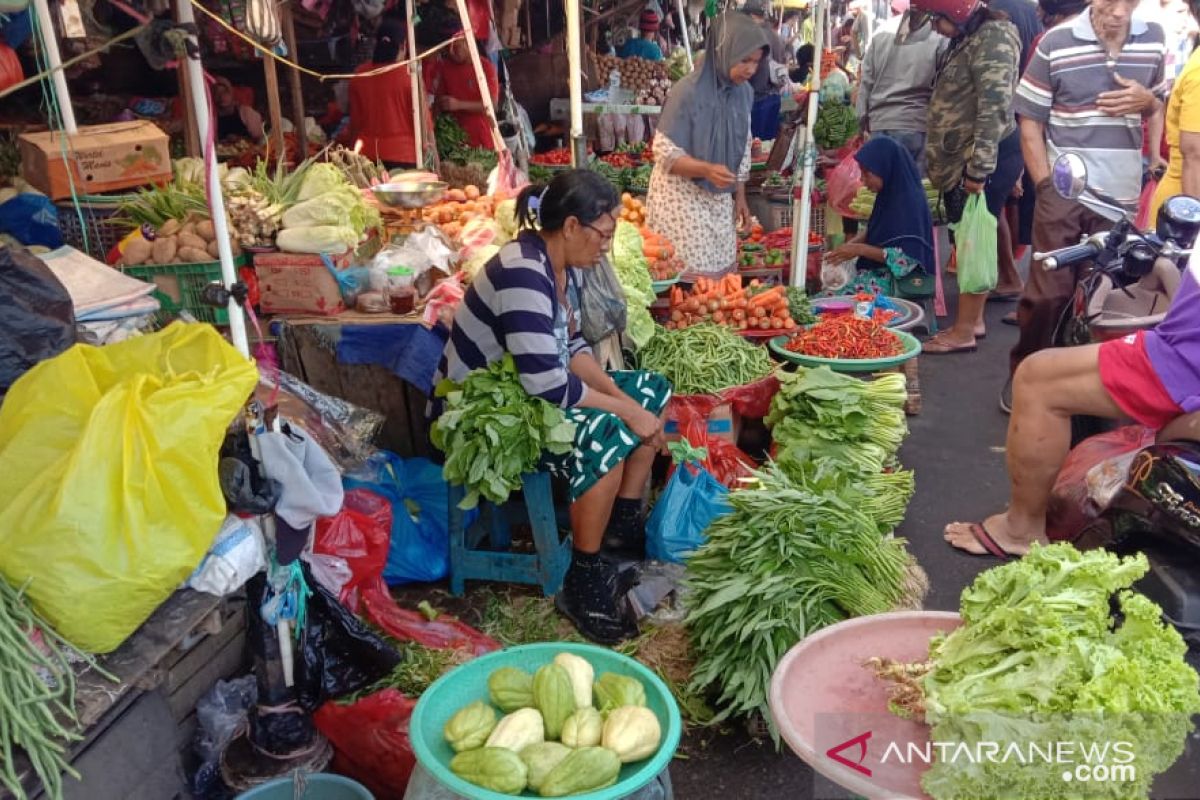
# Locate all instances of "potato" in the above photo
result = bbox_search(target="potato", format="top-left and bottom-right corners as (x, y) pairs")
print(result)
(195, 220), (216, 241)
(123, 237), (153, 266)
(180, 221), (197, 238)
(177, 246), (211, 263)
(178, 232), (208, 251)
(207, 239), (220, 258)
(151, 236), (177, 264)
(158, 218), (181, 237)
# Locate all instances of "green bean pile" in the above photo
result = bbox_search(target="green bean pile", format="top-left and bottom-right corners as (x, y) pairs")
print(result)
(0, 578), (109, 799)
(636, 324), (774, 396)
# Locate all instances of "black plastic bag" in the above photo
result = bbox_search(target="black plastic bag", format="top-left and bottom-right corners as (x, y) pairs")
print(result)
(294, 561), (402, 712)
(244, 573), (315, 758)
(0, 246), (75, 393)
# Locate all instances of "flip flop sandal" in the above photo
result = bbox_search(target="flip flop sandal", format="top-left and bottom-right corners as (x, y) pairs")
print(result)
(987, 292), (1021, 302)
(1001, 311), (1018, 326)
(923, 336), (978, 355)
(957, 522), (1015, 560)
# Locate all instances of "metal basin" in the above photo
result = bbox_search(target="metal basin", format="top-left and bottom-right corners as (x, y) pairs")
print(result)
(371, 180), (448, 209)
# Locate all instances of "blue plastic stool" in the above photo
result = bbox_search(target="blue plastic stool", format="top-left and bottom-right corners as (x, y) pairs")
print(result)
(447, 472), (573, 597)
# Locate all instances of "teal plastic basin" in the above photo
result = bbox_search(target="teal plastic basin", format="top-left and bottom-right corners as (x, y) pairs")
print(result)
(235, 774), (373, 799)
(768, 329), (922, 372)
(410, 642), (682, 800)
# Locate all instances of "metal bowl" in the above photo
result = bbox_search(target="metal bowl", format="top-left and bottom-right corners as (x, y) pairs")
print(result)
(371, 180), (448, 209)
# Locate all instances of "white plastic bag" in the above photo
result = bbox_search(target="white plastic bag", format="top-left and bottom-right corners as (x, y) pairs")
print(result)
(821, 258), (857, 292)
(187, 516), (267, 596)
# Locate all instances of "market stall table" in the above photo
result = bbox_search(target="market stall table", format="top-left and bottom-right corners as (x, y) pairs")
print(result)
(273, 312), (447, 460)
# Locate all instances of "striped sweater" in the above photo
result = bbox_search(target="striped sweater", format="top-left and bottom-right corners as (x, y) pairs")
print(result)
(436, 232), (592, 408)
(1014, 14), (1167, 216)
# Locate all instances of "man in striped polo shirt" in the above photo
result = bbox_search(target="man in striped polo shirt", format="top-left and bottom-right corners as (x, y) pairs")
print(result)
(1005, 0), (1167, 412)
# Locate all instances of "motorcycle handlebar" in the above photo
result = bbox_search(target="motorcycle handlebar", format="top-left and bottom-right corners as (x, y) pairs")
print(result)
(1035, 240), (1103, 271)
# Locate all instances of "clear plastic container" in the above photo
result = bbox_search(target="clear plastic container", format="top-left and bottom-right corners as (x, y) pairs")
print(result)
(388, 286), (416, 315)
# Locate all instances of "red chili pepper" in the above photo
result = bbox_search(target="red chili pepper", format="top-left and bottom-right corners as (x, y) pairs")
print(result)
(786, 316), (902, 359)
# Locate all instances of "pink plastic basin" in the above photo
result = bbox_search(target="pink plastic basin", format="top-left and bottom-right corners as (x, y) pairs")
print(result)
(767, 611), (963, 800)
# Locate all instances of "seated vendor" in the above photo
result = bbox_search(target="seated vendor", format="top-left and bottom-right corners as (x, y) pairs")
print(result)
(821, 136), (933, 296)
(944, 263), (1200, 558)
(213, 77), (265, 142)
(349, 18), (419, 169)
(435, 170), (671, 644)
(427, 18), (500, 149)
(618, 10), (665, 61)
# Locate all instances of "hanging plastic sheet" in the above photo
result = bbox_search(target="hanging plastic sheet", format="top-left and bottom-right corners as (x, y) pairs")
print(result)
(0, 323), (256, 653)
(335, 322), (449, 396)
(0, 246), (75, 393)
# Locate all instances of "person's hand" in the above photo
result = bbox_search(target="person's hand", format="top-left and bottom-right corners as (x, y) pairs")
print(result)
(963, 177), (985, 194)
(705, 163), (736, 189)
(736, 199), (753, 231)
(1149, 155), (1168, 180)
(436, 96), (460, 112)
(826, 243), (863, 262)
(1097, 74), (1157, 117)
(1010, 173), (1024, 199)
(624, 405), (662, 443)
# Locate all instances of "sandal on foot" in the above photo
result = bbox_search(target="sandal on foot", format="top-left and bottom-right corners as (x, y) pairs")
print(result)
(923, 335), (977, 354)
(1001, 311), (1018, 326)
(952, 522), (1015, 560)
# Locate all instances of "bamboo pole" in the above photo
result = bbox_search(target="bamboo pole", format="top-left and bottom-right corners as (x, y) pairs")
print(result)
(451, 0), (506, 151)
(32, 0), (77, 133)
(263, 46), (286, 157)
(789, 0), (823, 289)
(565, 0), (585, 167)
(405, 0), (423, 168)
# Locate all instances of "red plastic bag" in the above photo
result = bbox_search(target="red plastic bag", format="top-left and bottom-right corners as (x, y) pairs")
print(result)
(314, 689), (417, 800)
(665, 375), (780, 490)
(827, 150), (863, 217)
(315, 489), (393, 609)
(1046, 426), (1156, 541)
(314, 488), (501, 655)
(1134, 179), (1158, 230)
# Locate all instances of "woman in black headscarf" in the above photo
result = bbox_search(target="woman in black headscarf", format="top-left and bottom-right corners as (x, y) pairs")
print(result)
(645, 12), (768, 277)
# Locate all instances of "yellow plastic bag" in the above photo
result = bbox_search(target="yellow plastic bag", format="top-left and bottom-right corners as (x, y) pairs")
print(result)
(0, 323), (257, 653)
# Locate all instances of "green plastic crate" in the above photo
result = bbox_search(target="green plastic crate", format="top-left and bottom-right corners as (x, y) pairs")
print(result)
(122, 256), (246, 326)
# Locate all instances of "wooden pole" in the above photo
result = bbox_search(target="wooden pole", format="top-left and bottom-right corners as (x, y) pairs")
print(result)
(565, 0), (585, 167)
(279, 0), (306, 151)
(174, 0), (200, 156)
(790, 0), (824, 289)
(451, 0), (506, 151)
(405, 0), (423, 168)
(263, 45), (286, 158)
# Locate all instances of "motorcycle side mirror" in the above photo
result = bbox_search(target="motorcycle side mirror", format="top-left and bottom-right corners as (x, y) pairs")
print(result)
(1051, 152), (1133, 221)
(1052, 152), (1088, 201)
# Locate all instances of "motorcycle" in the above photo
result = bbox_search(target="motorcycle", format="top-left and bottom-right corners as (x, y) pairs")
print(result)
(1034, 152), (1200, 444)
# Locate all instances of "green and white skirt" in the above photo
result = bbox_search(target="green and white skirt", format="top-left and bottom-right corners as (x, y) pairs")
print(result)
(541, 370), (672, 501)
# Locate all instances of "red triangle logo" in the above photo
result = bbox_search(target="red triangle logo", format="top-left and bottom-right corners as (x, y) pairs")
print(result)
(826, 731), (873, 777)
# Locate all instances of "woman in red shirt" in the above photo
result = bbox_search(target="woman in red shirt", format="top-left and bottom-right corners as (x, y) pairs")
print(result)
(427, 18), (500, 150)
(349, 18), (419, 169)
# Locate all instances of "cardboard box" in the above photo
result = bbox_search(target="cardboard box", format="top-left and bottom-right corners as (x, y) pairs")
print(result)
(19, 121), (171, 200)
(254, 251), (353, 316)
(664, 401), (741, 445)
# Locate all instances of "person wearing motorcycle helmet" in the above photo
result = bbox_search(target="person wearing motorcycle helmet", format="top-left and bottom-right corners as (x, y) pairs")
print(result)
(914, 0), (1024, 355)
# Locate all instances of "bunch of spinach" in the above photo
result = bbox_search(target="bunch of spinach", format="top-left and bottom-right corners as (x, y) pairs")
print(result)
(432, 354), (577, 509)
(685, 460), (914, 737)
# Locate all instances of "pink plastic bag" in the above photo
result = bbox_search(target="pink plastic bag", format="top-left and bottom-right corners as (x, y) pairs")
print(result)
(1134, 179), (1158, 230)
(827, 151), (863, 217)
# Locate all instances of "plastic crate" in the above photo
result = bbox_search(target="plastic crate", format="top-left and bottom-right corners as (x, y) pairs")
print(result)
(123, 257), (245, 326)
(766, 201), (826, 236)
(55, 199), (129, 260)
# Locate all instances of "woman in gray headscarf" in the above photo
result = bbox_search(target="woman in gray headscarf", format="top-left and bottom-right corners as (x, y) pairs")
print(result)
(646, 12), (768, 276)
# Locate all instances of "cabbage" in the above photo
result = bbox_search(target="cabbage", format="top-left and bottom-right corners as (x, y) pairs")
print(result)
(611, 221), (654, 309)
(173, 157), (204, 185)
(464, 244), (501, 280)
(297, 162), (350, 202)
(494, 198), (520, 238)
(276, 225), (359, 254)
(281, 193), (357, 229)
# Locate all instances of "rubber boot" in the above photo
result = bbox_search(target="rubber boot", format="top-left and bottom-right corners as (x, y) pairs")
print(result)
(555, 550), (639, 645)
(602, 497), (646, 560)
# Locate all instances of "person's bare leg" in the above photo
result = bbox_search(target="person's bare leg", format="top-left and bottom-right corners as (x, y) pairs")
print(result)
(994, 210), (1023, 296)
(944, 344), (1125, 554)
(927, 292), (987, 350)
(571, 462), (625, 553)
(617, 444), (656, 499)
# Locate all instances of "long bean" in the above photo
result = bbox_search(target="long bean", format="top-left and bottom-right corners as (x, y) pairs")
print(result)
(635, 324), (774, 395)
(0, 578), (108, 800)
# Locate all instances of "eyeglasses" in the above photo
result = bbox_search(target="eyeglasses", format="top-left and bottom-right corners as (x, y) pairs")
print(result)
(584, 222), (616, 247)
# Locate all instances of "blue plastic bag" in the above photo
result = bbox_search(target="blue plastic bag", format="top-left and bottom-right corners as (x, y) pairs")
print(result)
(0, 193), (63, 249)
(646, 463), (731, 563)
(344, 452), (475, 585)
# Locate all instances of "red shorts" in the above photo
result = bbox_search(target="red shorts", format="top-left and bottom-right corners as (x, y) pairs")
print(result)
(1098, 331), (1183, 430)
